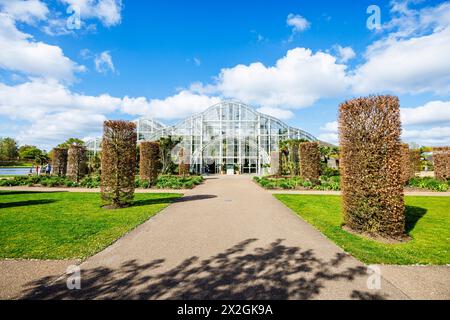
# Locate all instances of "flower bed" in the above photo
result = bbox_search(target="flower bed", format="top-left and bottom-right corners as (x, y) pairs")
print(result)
(0, 174), (204, 190)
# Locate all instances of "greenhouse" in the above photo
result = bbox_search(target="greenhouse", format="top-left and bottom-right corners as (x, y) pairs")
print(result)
(87, 101), (316, 174)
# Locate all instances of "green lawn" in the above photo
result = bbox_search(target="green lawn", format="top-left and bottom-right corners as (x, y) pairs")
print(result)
(0, 191), (182, 260)
(275, 195), (450, 265)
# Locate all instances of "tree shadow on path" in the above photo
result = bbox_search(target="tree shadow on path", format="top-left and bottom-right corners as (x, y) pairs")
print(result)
(21, 239), (385, 300)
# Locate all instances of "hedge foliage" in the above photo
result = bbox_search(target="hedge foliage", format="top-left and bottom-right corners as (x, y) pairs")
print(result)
(410, 149), (421, 173)
(52, 148), (68, 177)
(253, 175), (340, 191)
(433, 147), (450, 181)
(299, 142), (321, 183)
(140, 141), (160, 186)
(339, 95), (405, 239)
(67, 145), (87, 182)
(400, 144), (413, 184)
(178, 147), (190, 176)
(101, 120), (137, 208)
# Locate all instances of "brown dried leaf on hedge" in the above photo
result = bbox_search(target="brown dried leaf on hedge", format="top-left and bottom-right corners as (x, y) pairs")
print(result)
(140, 141), (160, 185)
(400, 144), (413, 184)
(67, 145), (87, 182)
(52, 148), (68, 177)
(339, 95), (405, 239)
(433, 147), (450, 181)
(178, 147), (190, 176)
(101, 120), (137, 208)
(299, 142), (321, 183)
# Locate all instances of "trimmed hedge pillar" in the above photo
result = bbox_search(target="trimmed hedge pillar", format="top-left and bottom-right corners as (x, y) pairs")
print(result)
(178, 148), (190, 176)
(400, 144), (413, 184)
(410, 149), (421, 174)
(52, 148), (68, 177)
(67, 145), (87, 182)
(433, 147), (450, 181)
(140, 141), (160, 185)
(339, 95), (405, 239)
(101, 120), (137, 208)
(299, 142), (321, 182)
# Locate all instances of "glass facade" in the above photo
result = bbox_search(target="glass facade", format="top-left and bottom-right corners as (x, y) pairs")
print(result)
(86, 101), (316, 174)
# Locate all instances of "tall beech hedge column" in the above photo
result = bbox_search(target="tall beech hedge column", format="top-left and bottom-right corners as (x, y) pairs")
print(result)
(410, 149), (421, 175)
(433, 147), (450, 181)
(339, 95), (405, 239)
(67, 145), (87, 182)
(400, 144), (413, 184)
(101, 120), (137, 208)
(140, 141), (160, 185)
(178, 148), (190, 176)
(52, 148), (68, 176)
(299, 142), (321, 182)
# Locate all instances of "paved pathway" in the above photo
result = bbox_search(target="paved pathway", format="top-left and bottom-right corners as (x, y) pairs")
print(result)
(3, 176), (449, 300)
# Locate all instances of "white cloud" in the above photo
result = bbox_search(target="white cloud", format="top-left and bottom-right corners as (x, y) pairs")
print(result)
(352, 27), (450, 94)
(320, 121), (338, 132)
(401, 101), (450, 126)
(318, 121), (339, 144)
(0, 79), (120, 120)
(0, 78), (160, 148)
(0, 13), (84, 81)
(334, 45), (356, 63)
(62, 0), (123, 27)
(402, 126), (450, 146)
(286, 13), (310, 33)
(144, 91), (221, 120)
(0, 0), (48, 24)
(256, 107), (294, 120)
(205, 48), (349, 110)
(352, 1), (450, 95)
(317, 133), (339, 145)
(17, 111), (107, 147)
(95, 51), (115, 74)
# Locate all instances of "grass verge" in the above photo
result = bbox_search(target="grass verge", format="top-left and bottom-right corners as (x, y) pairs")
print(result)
(0, 191), (182, 260)
(275, 194), (450, 265)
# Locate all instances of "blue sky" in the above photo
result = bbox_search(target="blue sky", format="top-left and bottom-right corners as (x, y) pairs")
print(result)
(1, 0), (450, 150)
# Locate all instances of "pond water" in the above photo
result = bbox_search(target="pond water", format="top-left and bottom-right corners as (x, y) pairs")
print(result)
(0, 167), (32, 176)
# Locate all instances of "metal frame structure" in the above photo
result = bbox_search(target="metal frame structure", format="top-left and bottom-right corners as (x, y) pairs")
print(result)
(86, 101), (316, 174)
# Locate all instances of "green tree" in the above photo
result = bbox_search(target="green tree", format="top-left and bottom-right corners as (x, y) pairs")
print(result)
(158, 136), (182, 174)
(19, 145), (44, 161)
(0, 137), (19, 160)
(35, 153), (50, 166)
(57, 138), (85, 149)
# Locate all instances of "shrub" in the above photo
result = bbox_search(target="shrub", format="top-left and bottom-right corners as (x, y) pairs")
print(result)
(400, 144), (413, 185)
(178, 147), (190, 176)
(79, 175), (101, 188)
(339, 95), (405, 239)
(140, 141), (160, 186)
(299, 142), (321, 183)
(433, 147), (450, 181)
(52, 148), (68, 177)
(155, 175), (203, 189)
(408, 177), (448, 192)
(67, 145), (87, 182)
(410, 149), (421, 173)
(100, 120), (137, 208)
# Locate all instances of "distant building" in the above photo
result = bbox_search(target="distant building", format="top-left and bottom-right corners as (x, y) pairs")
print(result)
(87, 101), (316, 174)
